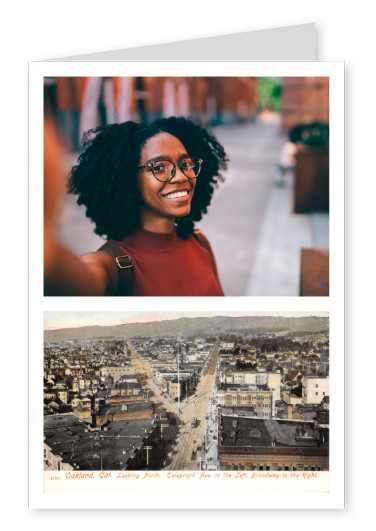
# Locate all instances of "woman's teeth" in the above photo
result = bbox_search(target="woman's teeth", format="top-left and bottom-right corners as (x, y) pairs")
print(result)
(165, 191), (188, 199)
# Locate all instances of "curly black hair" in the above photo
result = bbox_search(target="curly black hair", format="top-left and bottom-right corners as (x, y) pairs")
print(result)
(68, 116), (228, 240)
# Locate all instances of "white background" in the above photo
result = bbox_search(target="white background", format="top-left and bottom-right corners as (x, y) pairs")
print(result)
(29, 60), (343, 319)
(29, 61), (343, 509)
(2, 0), (371, 525)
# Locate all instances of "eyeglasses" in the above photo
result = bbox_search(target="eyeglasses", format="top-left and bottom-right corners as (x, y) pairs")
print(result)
(138, 156), (203, 182)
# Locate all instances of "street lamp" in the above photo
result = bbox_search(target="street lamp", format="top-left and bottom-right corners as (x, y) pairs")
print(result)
(196, 457), (205, 470)
(94, 441), (103, 470)
(177, 353), (180, 411)
(144, 445), (152, 469)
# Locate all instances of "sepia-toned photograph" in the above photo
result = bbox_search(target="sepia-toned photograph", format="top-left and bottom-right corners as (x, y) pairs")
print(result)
(43, 311), (329, 477)
(44, 76), (330, 297)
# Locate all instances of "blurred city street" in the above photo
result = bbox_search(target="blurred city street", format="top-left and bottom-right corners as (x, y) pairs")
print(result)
(198, 120), (284, 295)
(198, 121), (329, 296)
(58, 120), (328, 296)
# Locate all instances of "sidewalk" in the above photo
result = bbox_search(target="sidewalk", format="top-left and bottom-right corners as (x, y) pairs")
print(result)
(198, 121), (329, 296)
(245, 174), (329, 296)
(198, 121), (285, 296)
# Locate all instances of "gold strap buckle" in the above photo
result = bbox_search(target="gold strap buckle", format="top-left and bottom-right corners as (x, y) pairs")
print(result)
(115, 255), (133, 269)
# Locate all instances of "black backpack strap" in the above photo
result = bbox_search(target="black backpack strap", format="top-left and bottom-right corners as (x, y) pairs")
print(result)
(97, 241), (134, 296)
(193, 229), (224, 295)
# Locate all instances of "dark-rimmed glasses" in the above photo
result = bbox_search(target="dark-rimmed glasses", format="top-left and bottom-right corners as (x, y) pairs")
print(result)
(138, 156), (203, 182)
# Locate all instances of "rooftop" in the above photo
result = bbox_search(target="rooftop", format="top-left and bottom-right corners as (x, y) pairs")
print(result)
(221, 383), (270, 392)
(220, 412), (328, 449)
(44, 414), (156, 470)
(98, 401), (153, 416)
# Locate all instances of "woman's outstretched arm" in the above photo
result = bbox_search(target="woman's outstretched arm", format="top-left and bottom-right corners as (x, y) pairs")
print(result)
(44, 232), (118, 295)
(44, 118), (118, 296)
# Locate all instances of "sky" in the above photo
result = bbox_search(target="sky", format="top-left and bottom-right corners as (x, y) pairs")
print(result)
(44, 311), (329, 330)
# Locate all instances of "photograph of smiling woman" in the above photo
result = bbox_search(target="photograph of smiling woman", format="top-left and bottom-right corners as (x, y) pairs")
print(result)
(45, 117), (228, 296)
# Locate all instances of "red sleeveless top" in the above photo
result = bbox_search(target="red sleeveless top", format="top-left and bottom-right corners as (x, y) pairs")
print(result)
(113, 228), (223, 296)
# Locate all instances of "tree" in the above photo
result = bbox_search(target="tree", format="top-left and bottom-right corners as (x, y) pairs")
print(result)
(257, 77), (282, 112)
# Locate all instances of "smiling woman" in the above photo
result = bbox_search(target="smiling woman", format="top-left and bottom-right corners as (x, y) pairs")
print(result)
(45, 117), (228, 296)
(136, 133), (198, 231)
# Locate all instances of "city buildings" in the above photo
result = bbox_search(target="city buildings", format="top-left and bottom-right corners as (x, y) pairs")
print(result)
(43, 318), (329, 472)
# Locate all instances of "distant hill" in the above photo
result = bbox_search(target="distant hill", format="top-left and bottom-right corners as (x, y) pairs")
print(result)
(44, 315), (328, 341)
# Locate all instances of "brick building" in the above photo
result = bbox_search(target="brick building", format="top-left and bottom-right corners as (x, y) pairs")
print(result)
(96, 401), (154, 426)
(280, 77), (329, 135)
(118, 76), (258, 125)
(47, 76), (258, 138)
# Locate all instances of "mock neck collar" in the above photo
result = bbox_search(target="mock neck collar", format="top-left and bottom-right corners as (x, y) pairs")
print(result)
(121, 227), (179, 252)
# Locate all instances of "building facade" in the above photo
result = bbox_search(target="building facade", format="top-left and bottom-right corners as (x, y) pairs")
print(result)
(302, 376), (329, 404)
(217, 387), (273, 419)
(220, 371), (281, 401)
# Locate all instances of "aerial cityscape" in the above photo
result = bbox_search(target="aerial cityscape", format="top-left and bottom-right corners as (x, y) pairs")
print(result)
(43, 313), (329, 473)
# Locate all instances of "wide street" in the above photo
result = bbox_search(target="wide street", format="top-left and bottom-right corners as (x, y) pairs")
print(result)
(127, 339), (220, 470)
(197, 120), (285, 295)
(168, 341), (220, 470)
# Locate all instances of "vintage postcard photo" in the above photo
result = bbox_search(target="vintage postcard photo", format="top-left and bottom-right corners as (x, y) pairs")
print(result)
(29, 309), (343, 509)
(42, 311), (329, 475)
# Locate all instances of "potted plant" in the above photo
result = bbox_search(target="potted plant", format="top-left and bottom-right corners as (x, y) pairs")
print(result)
(292, 122), (329, 214)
